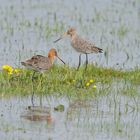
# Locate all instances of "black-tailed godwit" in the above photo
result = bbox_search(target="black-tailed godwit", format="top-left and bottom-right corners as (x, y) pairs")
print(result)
(21, 48), (65, 73)
(54, 27), (103, 70)
(21, 48), (65, 106)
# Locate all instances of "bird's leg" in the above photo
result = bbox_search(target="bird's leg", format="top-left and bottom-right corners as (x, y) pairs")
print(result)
(39, 94), (43, 107)
(31, 71), (36, 82)
(85, 53), (88, 70)
(31, 71), (36, 106)
(39, 73), (43, 87)
(77, 54), (81, 70)
(31, 90), (35, 106)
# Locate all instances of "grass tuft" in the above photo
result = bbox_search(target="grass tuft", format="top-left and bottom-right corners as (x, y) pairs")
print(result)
(0, 64), (139, 98)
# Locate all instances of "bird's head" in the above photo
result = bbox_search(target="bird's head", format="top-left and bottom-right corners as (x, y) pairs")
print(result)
(54, 27), (76, 43)
(48, 48), (65, 64)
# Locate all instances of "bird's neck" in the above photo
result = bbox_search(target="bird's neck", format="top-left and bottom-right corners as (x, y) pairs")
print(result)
(48, 57), (54, 64)
(71, 33), (78, 40)
(71, 33), (79, 43)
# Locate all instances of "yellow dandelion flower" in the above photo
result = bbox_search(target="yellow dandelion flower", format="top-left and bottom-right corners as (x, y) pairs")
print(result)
(86, 82), (90, 87)
(8, 68), (13, 72)
(2, 65), (12, 70)
(93, 85), (97, 89)
(2, 65), (8, 69)
(89, 79), (94, 83)
(2, 65), (13, 74)
(14, 69), (22, 74)
(8, 71), (13, 75)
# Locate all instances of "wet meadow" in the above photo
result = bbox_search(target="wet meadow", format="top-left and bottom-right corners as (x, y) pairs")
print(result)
(0, 0), (140, 140)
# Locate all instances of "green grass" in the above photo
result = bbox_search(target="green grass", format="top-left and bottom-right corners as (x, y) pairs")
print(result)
(0, 65), (140, 98)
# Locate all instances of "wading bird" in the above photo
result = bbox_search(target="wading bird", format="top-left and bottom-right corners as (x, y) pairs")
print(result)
(21, 48), (65, 106)
(54, 27), (103, 70)
(21, 48), (65, 74)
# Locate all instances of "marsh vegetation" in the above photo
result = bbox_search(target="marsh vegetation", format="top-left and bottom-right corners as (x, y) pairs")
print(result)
(0, 0), (140, 140)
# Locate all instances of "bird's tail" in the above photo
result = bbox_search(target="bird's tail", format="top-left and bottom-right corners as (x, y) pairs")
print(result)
(92, 46), (103, 53)
(97, 47), (103, 53)
(21, 62), (25, 66)
(21, 62), (26, 66)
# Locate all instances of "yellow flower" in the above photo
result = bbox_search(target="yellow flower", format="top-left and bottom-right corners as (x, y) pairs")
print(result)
(89, 79), (94, 83)
(93, 85), (97, 89)
(2, 65), (12, 70)
(8, 71), (13, 75)
(2, 65), (22, 76)
(14, 69), (22, 74)
(2, 65), (8, 70)
(86, 82), (90, 87)
(2, 65), (13, 74)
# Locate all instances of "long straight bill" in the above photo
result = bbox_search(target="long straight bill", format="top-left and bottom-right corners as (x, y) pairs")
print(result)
(57, 56), (65, 64)
(53, 37), (62, 43)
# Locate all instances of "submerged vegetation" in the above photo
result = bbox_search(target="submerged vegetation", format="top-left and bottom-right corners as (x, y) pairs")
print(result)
(0, 64), (139, 98)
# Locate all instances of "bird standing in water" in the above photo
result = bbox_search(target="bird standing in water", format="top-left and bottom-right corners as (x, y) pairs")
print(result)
(54, 27), (103, 70)
(21, 48), (65, 106)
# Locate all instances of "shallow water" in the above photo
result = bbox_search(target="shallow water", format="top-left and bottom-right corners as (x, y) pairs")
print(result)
(0, 0), (139, 69)
(0, 94), (139, 140)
